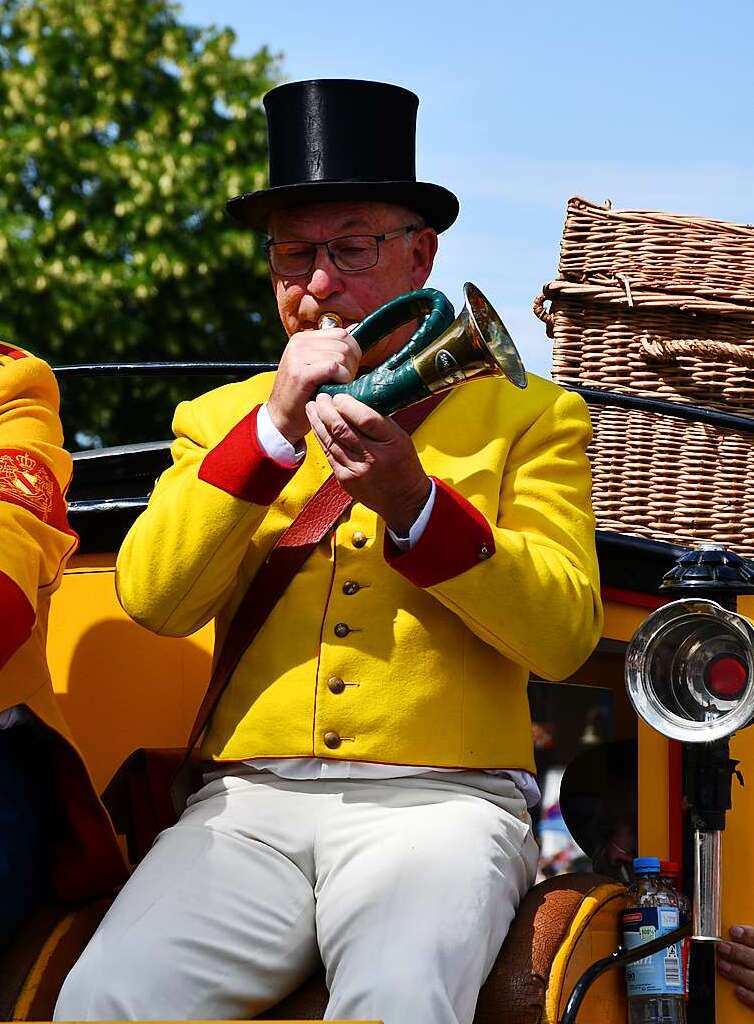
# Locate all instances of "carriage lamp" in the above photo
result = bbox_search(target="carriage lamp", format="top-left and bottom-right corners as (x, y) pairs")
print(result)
(626, 543), (754, 942)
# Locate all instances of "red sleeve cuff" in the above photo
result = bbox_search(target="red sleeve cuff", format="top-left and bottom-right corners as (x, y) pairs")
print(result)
(384, 477), (496, 587)
(198, 406), (299, 505)
(0, 570), (35, 669)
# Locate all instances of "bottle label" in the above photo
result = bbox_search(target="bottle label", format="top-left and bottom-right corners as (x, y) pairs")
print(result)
(622, 907), (685, 997)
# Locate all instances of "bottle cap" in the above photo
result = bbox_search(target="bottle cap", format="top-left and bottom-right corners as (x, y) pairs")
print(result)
(633, 856), (661, 874)
(660, 860), (680, 878)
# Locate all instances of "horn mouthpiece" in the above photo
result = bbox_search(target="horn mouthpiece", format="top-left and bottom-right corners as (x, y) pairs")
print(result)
(318, 313), (343, 330)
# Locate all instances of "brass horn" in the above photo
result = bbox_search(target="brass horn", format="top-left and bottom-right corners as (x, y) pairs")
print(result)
(317, 283), (527, 416)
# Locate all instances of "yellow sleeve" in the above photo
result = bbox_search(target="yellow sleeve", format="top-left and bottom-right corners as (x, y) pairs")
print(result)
(115, 392), (300, 638)
(0, 345), (78, 669)
(385, 388), (603, 680)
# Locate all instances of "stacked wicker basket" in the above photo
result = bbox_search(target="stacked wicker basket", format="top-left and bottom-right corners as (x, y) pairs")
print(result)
(535, 196), (754, 556)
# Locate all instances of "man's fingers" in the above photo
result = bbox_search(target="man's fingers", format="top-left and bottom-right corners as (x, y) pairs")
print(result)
(309, 429), (363, 478)
(314, 326), (362, 363)
(305, 401), (367, 466)
(320, 361), (355, 385)
(735, 985), (754, 1008)
(313, 394), (368, 456)
(315, 326), (362, 357)
(289, 335), (361, 383)
(719, 938), (754, 970)
(305, 400), (329, 447)
(718, 932), (754, 997)
(295, 359), (353, 388)
(298, 331), (362, 369)
(730, 926), (754, 948)
(717, 955), (754, 991)
(339, 329), (362, 363)
(331, 392), (402, 440)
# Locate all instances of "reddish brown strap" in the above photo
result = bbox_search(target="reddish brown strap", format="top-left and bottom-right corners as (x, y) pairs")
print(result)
(186, 474), (349, 749)
(186, 391), (446, 751)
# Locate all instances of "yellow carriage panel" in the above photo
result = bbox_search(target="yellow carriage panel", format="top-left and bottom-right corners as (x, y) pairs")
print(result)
(47, 552), (212, 791)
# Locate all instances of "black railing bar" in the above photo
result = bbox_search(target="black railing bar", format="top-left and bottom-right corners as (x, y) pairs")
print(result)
(54, 362), (277, 377)
(72, 440), (171, 461)
(51, 365), (754, 434)
(68, 497), (149, 514)
(560, 922), (692, 1024)
(71, 438), (171, 458)
(597, 529), (690, 560)
(571, 386), (754, 434)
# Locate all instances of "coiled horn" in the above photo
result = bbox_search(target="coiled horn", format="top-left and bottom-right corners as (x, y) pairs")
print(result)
(318, 283), (527, 416)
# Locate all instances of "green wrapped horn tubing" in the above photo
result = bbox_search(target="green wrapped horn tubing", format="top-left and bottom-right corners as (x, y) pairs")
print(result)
(329, 357), (431, 417)
(318, 288), (455, 412)
(352, 287), (454, 356)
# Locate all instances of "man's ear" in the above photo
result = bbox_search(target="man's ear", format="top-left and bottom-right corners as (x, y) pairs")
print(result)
(411, 227), (439, 289)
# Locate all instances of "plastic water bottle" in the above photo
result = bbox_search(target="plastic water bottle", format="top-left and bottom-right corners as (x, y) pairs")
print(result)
(658, 861), (690, 1001)
(658, 861), (690, 919)
(622, 856), (686, 1024)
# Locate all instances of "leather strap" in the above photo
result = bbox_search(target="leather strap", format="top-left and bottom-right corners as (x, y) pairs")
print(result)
(186, 391), (446, 752)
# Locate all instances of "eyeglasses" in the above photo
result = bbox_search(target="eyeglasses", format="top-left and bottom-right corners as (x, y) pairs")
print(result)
(264, 224), (419, 276)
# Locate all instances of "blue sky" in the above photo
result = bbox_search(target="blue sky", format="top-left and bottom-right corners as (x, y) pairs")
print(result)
(181, 0), (754, 377)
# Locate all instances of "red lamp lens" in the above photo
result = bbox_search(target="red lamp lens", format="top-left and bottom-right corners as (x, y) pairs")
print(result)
(704, 656), (748, 699)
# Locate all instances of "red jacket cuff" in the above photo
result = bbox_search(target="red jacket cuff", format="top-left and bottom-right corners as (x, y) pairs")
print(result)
(198, 406), (299, 505)
(384, 477), (495, 587)
(0, 570), (35, 669)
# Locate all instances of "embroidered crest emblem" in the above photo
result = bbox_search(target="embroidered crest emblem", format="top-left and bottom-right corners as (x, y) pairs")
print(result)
(0, 450), (55, 521)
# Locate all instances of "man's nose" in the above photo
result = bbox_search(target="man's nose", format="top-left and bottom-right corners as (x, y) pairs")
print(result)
(308, 247), (343, 300)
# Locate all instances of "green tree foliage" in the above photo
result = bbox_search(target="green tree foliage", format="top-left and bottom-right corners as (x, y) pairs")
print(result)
(0, 0), (281, 447)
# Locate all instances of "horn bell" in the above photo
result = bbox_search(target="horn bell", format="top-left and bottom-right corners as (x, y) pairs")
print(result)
(411, 282), (528, 394)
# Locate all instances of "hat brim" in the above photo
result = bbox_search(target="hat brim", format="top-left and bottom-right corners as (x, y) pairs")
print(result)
(226, 180), (459, 234)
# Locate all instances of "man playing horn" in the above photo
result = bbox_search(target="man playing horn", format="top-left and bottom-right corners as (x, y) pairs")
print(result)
(56, 79), (602, 1024)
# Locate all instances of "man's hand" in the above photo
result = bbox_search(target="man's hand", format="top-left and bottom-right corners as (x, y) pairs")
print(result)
(718, 926), (754, 1009)
(267, 327), (361, 444)
(306, 392), (431, 535)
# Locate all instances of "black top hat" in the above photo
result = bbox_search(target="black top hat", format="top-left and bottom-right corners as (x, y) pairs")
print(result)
(226, 79), (459, 234)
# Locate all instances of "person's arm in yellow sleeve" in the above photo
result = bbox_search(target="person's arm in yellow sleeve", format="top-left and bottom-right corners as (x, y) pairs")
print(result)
(0, 344), (78, 670)
(383, 388), (603, 680)
(115, 392), (301, 638)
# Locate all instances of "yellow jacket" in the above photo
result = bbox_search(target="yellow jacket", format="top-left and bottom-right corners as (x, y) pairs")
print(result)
(117, 371), (602, 773)
(0, 343), (126, 900)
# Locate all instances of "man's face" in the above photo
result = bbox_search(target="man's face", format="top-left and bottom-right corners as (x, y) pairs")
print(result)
(268, 201), (438, 368)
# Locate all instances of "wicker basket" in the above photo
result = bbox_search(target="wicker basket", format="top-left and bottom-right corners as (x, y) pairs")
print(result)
(537, 282), (754, 417)
(538, 197), (754, 416)
(559, 196), (754, 305)
(537, 196), (754, 554)
(585, 402), (754, 558)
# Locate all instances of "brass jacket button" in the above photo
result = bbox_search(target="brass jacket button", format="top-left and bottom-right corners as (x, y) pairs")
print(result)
(324, 731), (341, 749)
(328, 676), (346, 694)
(352, 531), (367, 548)
(334, 622), (350, 638)
(342, 579), (360, 595)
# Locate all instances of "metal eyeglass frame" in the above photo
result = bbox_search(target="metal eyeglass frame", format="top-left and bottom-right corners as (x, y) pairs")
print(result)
(263, 224), (419, 276)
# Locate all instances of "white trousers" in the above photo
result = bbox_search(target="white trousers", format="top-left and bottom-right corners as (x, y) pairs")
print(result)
(54, 770), (538, 1024)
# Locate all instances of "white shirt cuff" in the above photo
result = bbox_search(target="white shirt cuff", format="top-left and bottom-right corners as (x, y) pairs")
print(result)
(387, 480), (436, 551)
(257, 403), (306, 468)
